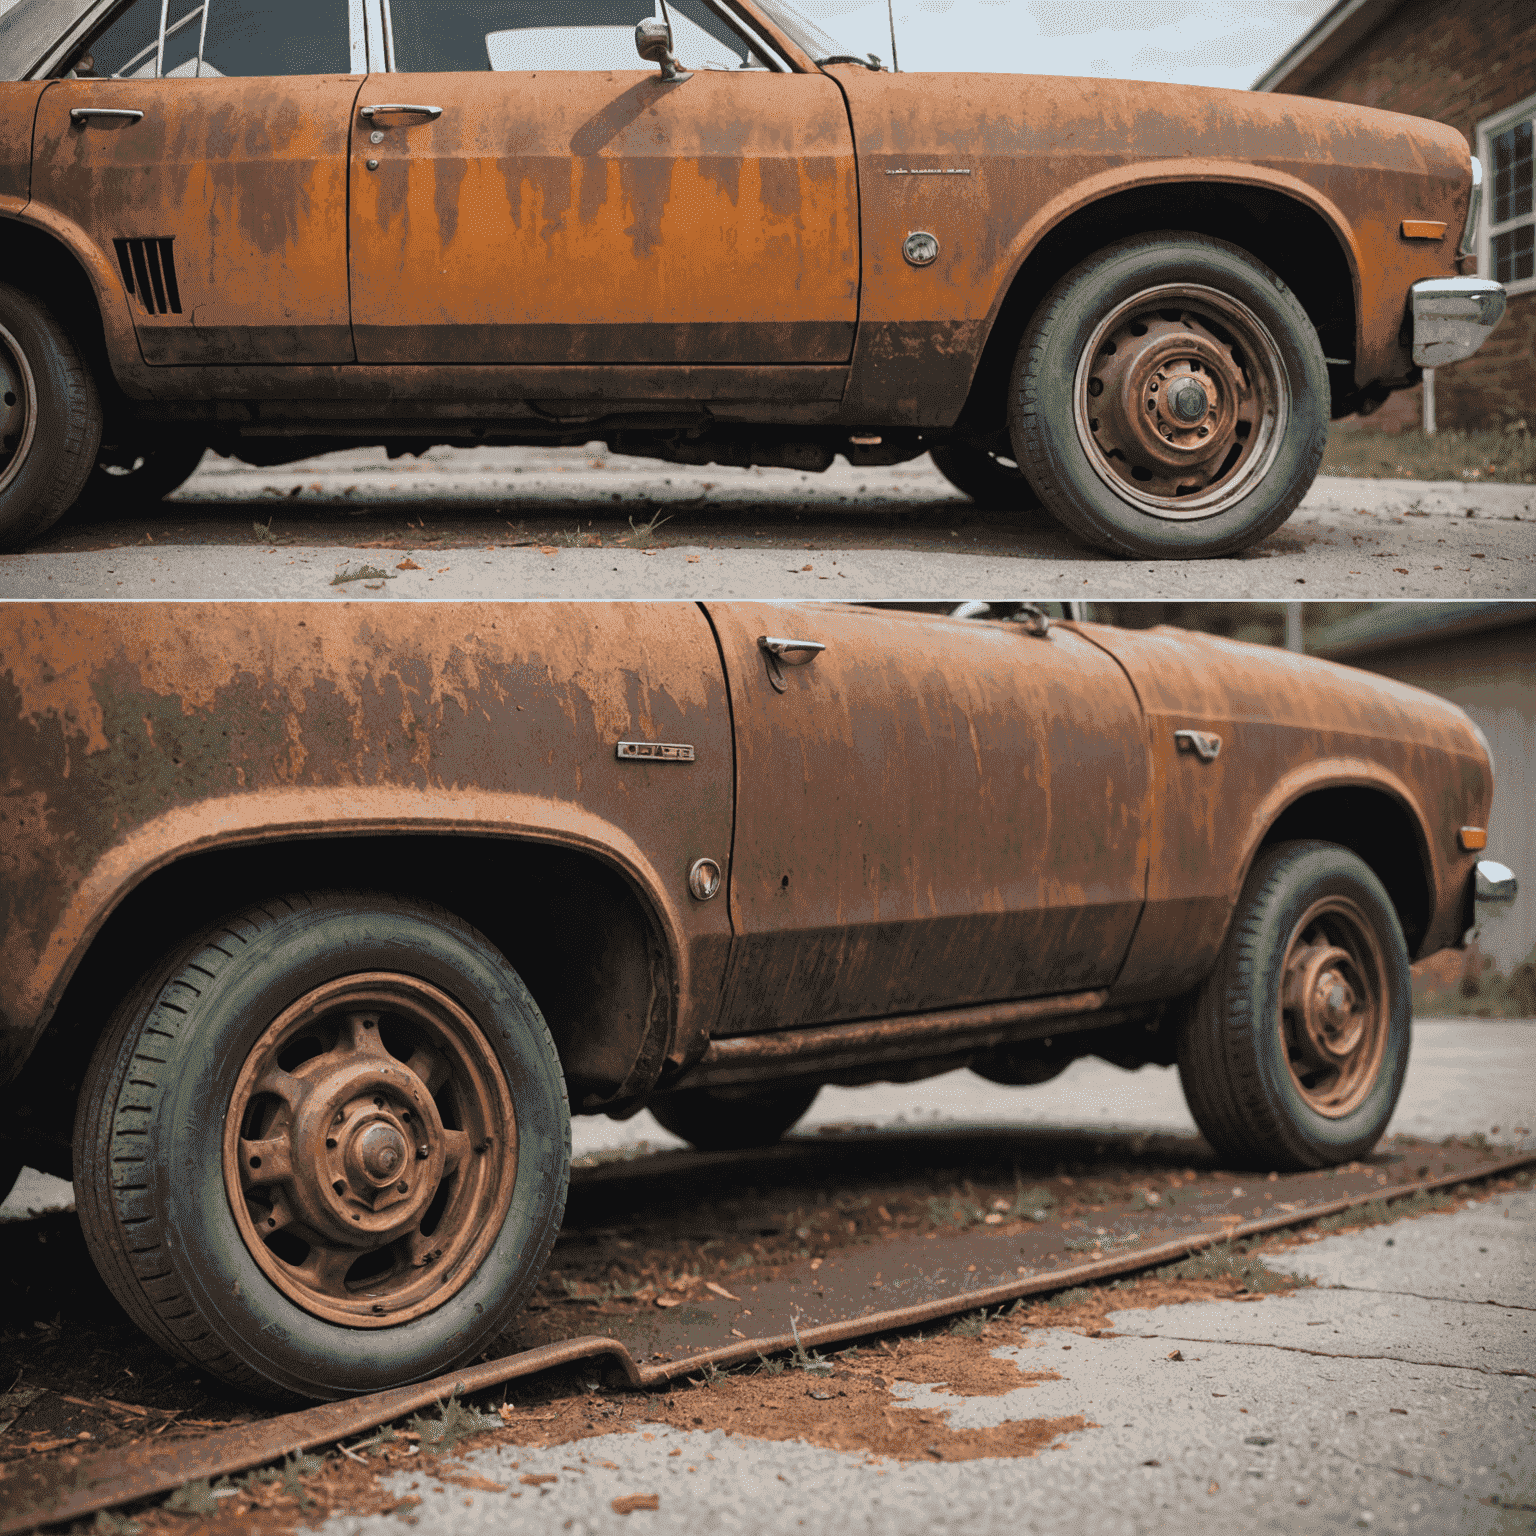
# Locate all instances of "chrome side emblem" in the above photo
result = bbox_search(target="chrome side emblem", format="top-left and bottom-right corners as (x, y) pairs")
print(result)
(688, 858), (722, 901)
(1174, 729), (1222, 762)
(902, 231), (939, 267)
(616, 741), (695, 762)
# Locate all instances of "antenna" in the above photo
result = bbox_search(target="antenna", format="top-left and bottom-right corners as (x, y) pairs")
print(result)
(886, 0), (899, 70)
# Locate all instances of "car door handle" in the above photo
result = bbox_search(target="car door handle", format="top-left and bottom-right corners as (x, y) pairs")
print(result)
(758, 635), (824, 693)
(361, 104), (442, 121)
(70, 107), (144, 124)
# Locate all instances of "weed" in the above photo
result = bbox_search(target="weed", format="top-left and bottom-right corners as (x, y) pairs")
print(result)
(91, 1513), (142, 1536)
(407, 1389), (503, 1455)
(754, 1353), (786, 1376)
(1155, 1242), (1302, 1292)
(624, 509), (673, 548)
(1046, 1286), (1097, 1309)
(1010, 1183), (1057, 1221)
(787, 1316), (833, 1375)
(162, 1480), (218, 1517)
(329, 563), (395, 586)
(948, 1309), (989, 1338)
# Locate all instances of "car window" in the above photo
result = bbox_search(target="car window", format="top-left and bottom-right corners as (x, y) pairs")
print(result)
(80, 0), (349, 78)
(389, 0), (761, 73)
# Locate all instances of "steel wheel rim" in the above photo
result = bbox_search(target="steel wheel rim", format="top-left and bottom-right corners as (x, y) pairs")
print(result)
(222, 972), (517, 1328)
(1072, 283), (1290, 521)
(1278, 897), (1389, 1118)
(0, 322), (38, 499)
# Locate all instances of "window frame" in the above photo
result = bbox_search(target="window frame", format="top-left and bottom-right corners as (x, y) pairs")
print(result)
(377, 0), (793, 74)
(1477, 88), (1536, 299)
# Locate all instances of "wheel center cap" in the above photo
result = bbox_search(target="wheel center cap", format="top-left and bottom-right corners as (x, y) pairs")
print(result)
(1168, 379), (1209, 423)
(353, 1120), (409, 1186)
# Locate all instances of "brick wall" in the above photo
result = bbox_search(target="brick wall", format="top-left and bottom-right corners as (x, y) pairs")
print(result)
(1295, 0), (1536, 431)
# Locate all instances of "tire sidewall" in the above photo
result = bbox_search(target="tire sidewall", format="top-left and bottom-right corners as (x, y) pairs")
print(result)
(1238, 845), (1411, 1165)
(1013, 234), (1327, 559)
(143, 898), (569, 1399)
(0, 282), (99, 548)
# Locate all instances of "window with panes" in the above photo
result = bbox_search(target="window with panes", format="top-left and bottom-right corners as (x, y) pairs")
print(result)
(1479, 92), (1536, 295)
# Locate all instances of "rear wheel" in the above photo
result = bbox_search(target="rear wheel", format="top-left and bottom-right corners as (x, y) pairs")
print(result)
(649, 1083), (819, 1151)
(1012, 232), (1327, 558)
(74, 891), (570, 1400)
(1177, 841), (1410, 1169)
(929, 439), (1042, 512)
(0, 282), (101, 551)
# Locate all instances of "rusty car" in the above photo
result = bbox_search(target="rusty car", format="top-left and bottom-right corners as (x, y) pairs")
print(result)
(0, 598), (1517, 1399)
(0, 0), (1510, 558)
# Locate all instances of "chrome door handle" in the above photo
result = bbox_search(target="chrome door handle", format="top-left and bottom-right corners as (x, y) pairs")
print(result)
(1174, 729), (1222, 762)
(361, 103), (442, 121)
(70, 107), (144, 124)
(758, 635), (824, 693)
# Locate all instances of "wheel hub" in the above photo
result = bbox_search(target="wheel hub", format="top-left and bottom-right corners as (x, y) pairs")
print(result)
(1277, 901), (1388, 1118)
(223, 972), (515, 1328)
(1073, 283), (1287, 520)
(0, 323), (38, 497)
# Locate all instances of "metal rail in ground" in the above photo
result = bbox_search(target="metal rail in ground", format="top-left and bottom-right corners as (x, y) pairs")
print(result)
(4, 1147), (1531, 1535)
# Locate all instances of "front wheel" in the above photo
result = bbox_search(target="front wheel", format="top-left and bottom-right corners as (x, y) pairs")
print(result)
(1177, 841), (1410, 1170)
(1012, 232), (1328, 559)
(929, 439), (1042, 512)
(74, 891), (570, 1400)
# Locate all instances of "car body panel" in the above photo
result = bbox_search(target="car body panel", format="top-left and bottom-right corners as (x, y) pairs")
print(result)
(706, 602), (1150, 1032)
(0, 81), (45, 205)
(349, 71), (859, 368)
(0, 601), (736, 1086)
(831, 70), (1470, 424)
(1077, 623), (1491, 1000)
(29, 74), (361, 364)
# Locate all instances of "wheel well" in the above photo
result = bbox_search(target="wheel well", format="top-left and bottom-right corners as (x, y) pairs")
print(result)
(954, 182), (1357, 438)
(2, 835), (675, 1181)
(0, 218), (121, 416)
(1257, 788), (1432, 957)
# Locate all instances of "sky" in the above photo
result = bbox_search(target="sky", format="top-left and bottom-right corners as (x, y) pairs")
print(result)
(791, 0), (1339, 89)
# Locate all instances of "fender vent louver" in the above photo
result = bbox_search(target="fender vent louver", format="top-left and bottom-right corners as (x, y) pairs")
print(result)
(113, 237), (182, 316)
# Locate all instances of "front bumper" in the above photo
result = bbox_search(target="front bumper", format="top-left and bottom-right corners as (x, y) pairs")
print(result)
(1410, 277), (1507, 368)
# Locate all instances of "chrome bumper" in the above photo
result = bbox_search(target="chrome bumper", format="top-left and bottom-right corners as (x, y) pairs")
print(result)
(1475, 859), (1518, 903)
(1410, 277), (1507, 368)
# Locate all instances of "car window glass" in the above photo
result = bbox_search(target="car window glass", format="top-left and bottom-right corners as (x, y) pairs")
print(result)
(81, 0), (349, 78)
(390, 0), (756, 72)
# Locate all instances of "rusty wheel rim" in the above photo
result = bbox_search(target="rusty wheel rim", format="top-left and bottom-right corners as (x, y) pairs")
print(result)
(222, 973), (516, 1328)
(0, 323), (38, 499)
(1278, 898), (1389, 1118)
(1072, 283), (1289, 521)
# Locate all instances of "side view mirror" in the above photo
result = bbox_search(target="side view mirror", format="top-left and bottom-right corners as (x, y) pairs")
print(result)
(635, 17), (691, 81)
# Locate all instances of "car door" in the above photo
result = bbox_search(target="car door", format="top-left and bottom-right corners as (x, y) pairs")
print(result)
(347, 0), (858, 366)
(29, 0), (360, 365)
(704, 603), (1152, 1036)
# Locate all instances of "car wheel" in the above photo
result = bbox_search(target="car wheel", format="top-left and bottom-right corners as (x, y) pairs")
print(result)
(929, 440), (1042, 511)
(649, 1084), (819, 1152)
(1011, 232), (1327, 559)
(1177, 841), (1410, 1170)
(72, 437), (207, 520)
(0, 282), (102, 551)
(74, 890), (570, 1401)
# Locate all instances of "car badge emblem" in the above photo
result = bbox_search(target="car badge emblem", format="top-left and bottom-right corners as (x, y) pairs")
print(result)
(616, 741), (695, 762)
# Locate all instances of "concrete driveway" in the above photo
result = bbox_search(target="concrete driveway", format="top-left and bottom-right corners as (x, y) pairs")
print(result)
(1, 445), (1531, 599)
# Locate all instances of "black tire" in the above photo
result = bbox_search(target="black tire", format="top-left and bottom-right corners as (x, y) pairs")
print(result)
(0, 281), (102, 551)
(649, 1083), (819, 1152)
(1012, 232), (1328, 559)
(73, 891), (570, 1401)
(929, 440), (1042, 512)
(0, 1150), (23, 1208)
(71, 436), (207, 520)
(1177, 841), (1411, 1170)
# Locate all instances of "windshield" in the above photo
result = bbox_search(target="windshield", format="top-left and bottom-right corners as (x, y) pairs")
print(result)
(743, 0), (848, 61)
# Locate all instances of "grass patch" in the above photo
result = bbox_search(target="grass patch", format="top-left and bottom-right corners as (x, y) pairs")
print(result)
(406, 1389), (503, 1456)
(1320, 424), (1536, 483)
(1155, 1241), (1302, 1293)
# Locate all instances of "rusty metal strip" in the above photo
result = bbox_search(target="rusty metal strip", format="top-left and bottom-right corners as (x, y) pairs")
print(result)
(5, 1148), (1532, 1536)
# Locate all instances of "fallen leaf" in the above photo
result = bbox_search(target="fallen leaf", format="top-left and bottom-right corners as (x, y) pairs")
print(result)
(655, 1294), (682, 1308)
(613, 1494), (660, 1514)
(1394, 568), (1408, 574)
(540, 546), (559, 556)
(686, 555), (700, 563)
(1207, 1481), (1220, 1495)
(1167, 1350), (1184, 1362)
(520, 1473), (557, 1487)
(705, 1282), (741, 1302)
(396, 558), (421, 570)
(801, 563), (813, 571)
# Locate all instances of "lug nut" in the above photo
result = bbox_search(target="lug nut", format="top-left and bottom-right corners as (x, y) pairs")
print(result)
(333, 1179), (347, 1194)
(417, 1145), (429, 1159)
(397, 1181), (408, 1194)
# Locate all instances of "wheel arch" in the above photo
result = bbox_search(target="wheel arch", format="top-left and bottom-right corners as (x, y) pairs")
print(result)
(955, 175), (1361, 438)
(1250, 783), (1436, 961)
(4, 828), (685, 1182)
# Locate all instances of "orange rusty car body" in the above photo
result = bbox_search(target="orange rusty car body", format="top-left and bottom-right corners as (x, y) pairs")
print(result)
(0, 600), (1495, 1172)
(0, 0), (1506, 558)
